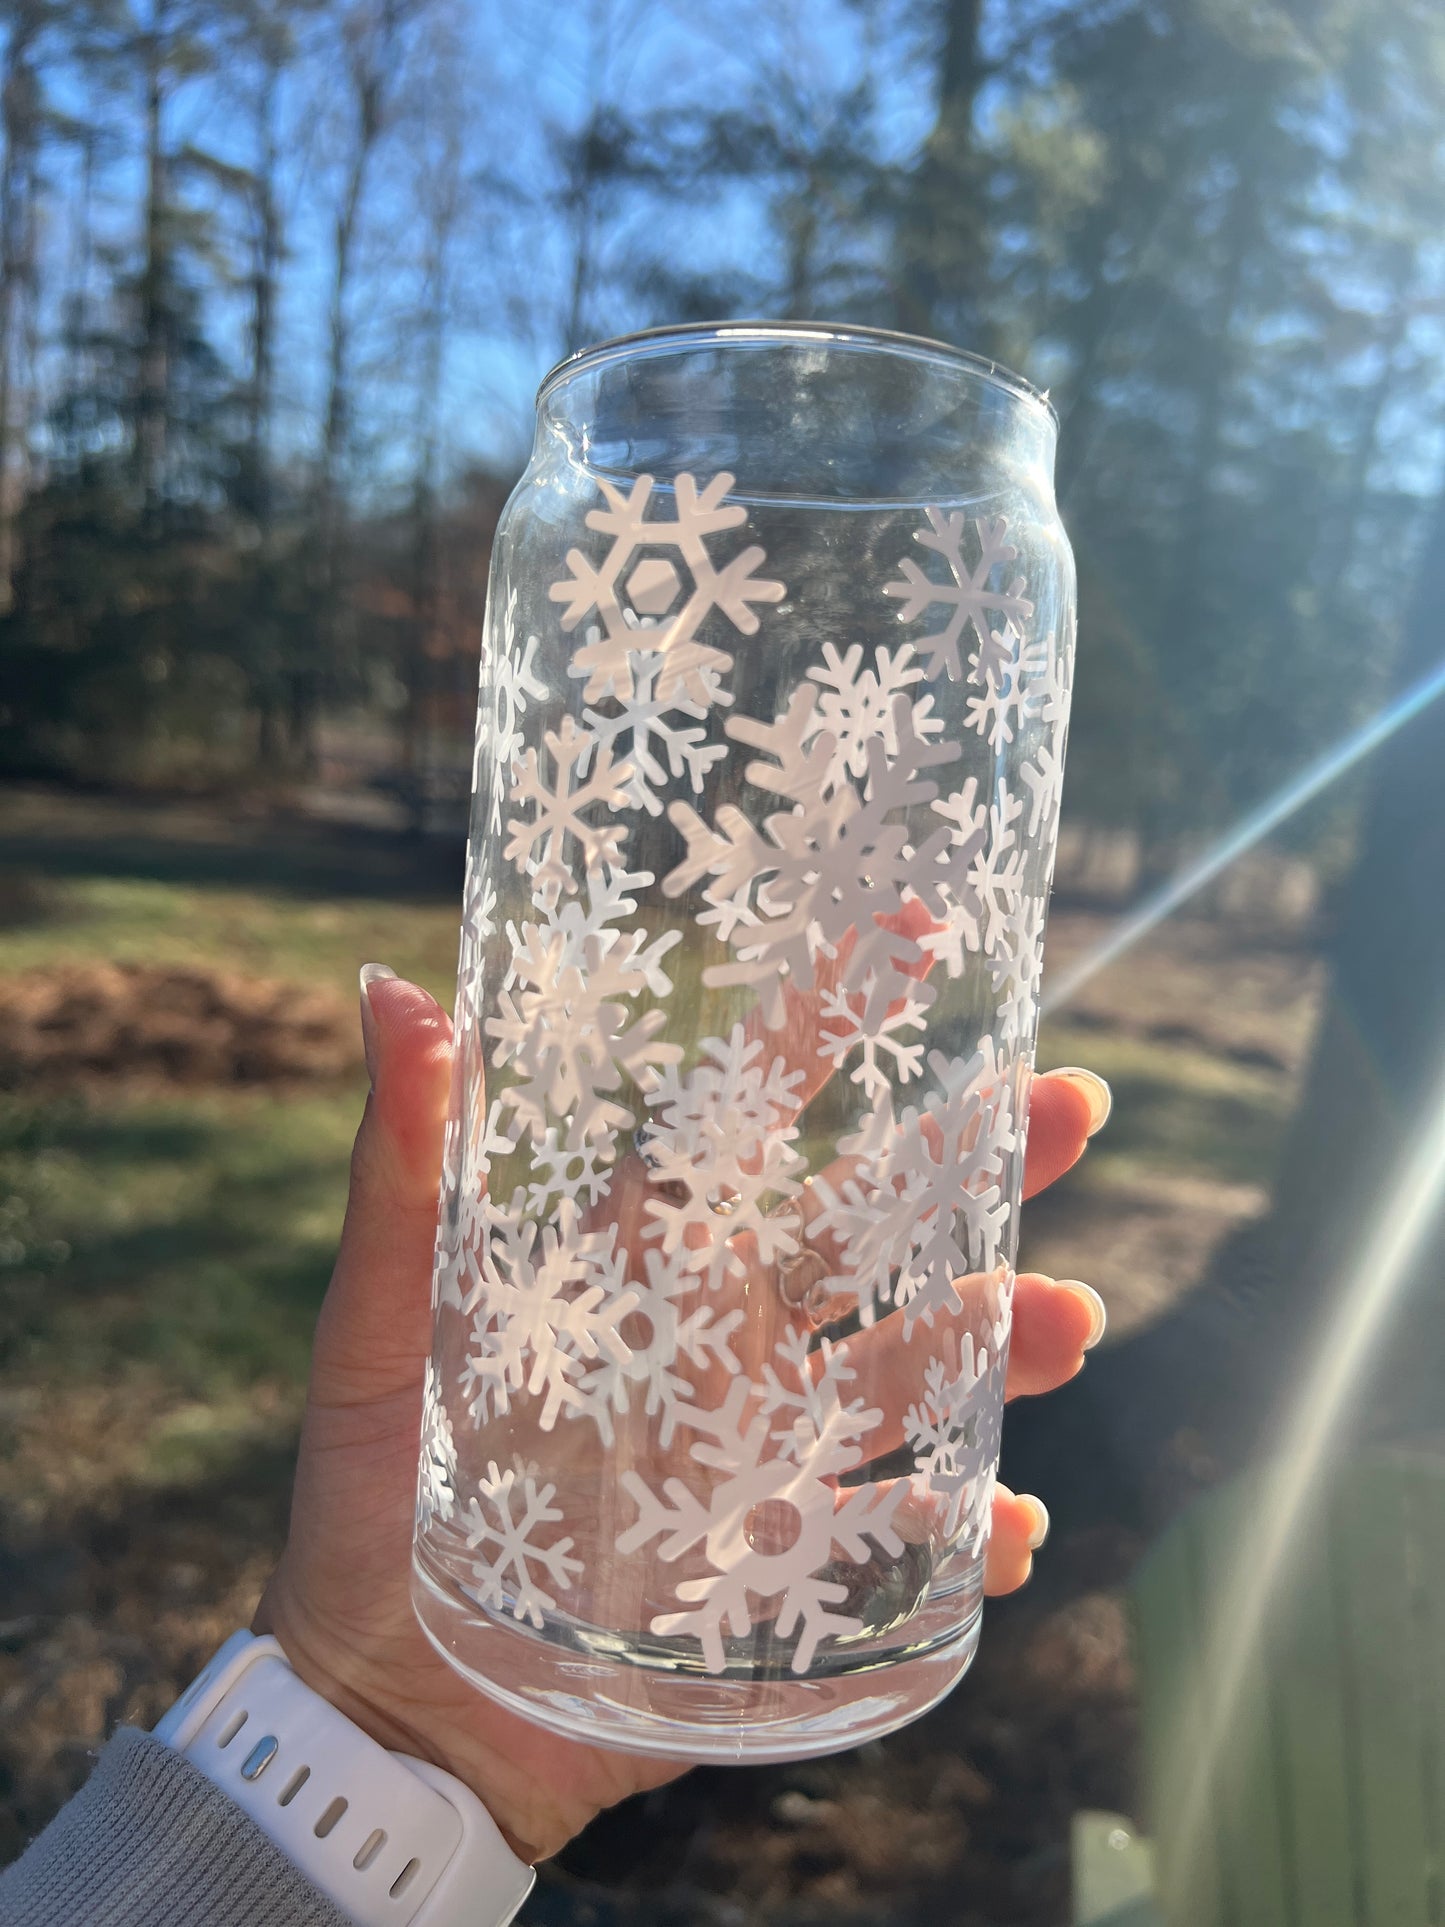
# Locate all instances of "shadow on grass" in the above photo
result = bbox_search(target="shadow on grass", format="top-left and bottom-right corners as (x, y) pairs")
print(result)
(0, 813), (463, 907)
(0, 1095), (350, 1388)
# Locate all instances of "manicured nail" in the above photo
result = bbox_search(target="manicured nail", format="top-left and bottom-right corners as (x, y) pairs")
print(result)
(358, 963), (397, 1087)
(1053, 1066), (1112, 1136)
(1023, 1496), (1050, 1550)
(1060, 1279), (1108, 1350)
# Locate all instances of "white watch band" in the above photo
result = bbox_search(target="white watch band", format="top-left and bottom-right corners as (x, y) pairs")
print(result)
(154, 1631), (534, 1927)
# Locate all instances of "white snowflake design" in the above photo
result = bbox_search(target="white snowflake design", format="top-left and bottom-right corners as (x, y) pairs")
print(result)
(1017, 638), (1073, 835)
(583, 649), (728, 817)
(922, 778), (1028, 972)
(486, 866), (682, 1154)
(883, 511), (1035, 684)
(460, 1205), (638, 1432)
(803, 641), (944, 794)
(817, 975), (929, 1097)
(617, 1335), (907, 1674)
(568, 1242), (744, 1446)
(550, 470), (785, 708)
(642, 1024), (807, 1291)
(417, 1359), (458, 1527)
(904, 1327), (1008, 1553)
(463, 1461), (583, 1630)
(525, 1128), (614, 1214)
(989, 894), (1048, 1043)
(665, 689), (961, 1028)
(431, 1089), (519, 1316)
(476, 587), (549, 836)
(810, 1040), (1020, 1330)
(505, 715), (634, 907)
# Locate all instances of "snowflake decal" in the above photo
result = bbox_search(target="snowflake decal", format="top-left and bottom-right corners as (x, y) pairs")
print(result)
(550, 470), (785, 708)
(504, 715), (634, 907)
(463, 1460), (583, 1630)
(417, 1359), (458, 1527)
(617, 1335), (906, 1673)
(1018, 639), (1072, 835)
(476, 586), (549, 836)
(810, 1040), (1020, 1329)
(642, 1024), (807, 1290)
(665, 689), (959, 1027)
(989, 894), (1048, 1042)
(817, 975), (929, 1097)
(569, 1242), (744, 1445)
(905, 1327), (1008, 1553)
(922, 778), (1028, 973)
(525, 1128), (613, 1214)
(460, 1205), (638, 1431)
(432, 1091), (519, 1315)
(883, 511), (1034, 684)
(583, 649), (727, 817)
(803, 641), (944, 794)
(486, 867), (682, 1153)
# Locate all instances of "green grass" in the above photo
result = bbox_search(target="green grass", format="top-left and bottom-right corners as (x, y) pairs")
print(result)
(0, 873), (462, 1006)
(1038, 1024), (1294, 1189)
(0, 1086), (360, 1400)
(0, 814), (468, 1500)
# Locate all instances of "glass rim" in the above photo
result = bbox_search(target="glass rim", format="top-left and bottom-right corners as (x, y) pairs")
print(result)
(536, 320), (1058, 426)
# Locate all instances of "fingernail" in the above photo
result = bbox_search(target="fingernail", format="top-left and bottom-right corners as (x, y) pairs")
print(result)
(1023, 1496), (1050, 1550)
(1060, 1279), (1108, 1350)
(358, 963), (397, 1087)
(1053, 1066), (1112, 1136)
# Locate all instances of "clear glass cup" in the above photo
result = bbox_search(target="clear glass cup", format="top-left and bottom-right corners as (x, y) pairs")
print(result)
(411, 321), (1076, 1761)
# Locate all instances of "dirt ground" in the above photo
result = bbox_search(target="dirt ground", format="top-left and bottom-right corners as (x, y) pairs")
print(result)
(0, 792), (1325, 1922)
(0, 962), (359, 1089)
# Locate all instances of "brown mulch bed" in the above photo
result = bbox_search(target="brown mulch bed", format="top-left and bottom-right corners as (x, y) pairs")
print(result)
(0, 964), (360, 1089)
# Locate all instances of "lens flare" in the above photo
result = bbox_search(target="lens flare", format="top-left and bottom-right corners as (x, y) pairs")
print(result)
(1161, 1045), (1445, 1897)
(1044, 655), (1445, 1014)
(1042, 655), (1445, 1893)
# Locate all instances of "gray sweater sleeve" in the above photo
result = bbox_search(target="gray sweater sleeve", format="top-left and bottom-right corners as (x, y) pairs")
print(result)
(0, 1727), (354, 1927)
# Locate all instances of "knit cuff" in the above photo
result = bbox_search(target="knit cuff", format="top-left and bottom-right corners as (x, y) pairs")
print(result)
(0, 1726), (353, 1927)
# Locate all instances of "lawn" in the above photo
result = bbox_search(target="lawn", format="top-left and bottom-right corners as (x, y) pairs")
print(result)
(0, 786), (1323, 1920)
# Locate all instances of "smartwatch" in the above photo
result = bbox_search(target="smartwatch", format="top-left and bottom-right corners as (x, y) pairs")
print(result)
(154, 1631), (534, 1926)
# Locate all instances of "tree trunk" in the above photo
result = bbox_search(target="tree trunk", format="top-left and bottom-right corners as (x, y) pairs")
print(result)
(246, 50), (282, 526)
(247, 41), (285, 772)
(136, 0), (170, 523)
(892, 0), (985, 343)
(0, 6), (41, 612)
(305, 1), (399, 774)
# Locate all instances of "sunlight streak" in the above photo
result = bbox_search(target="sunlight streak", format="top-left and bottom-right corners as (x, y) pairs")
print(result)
(1043, 655), (1445, 1014)
(1163, 1044), (1445, 1897)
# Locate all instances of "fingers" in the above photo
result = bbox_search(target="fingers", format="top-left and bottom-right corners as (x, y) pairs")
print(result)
(742, 900), (940, 1114)
(1004, 1271), (1105, 1398)
(820, 1269), (1103, 1464)
(1022, 1067), (1111, 1197)
(308, 969), (453, 1408)
(984, 1485), (1049, 1595)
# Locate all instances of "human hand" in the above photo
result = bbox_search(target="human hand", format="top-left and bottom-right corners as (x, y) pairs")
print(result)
(255, 970), (1109, 1863)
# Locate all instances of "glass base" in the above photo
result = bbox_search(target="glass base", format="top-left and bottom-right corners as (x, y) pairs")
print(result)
(410, 1542), (982, 1763)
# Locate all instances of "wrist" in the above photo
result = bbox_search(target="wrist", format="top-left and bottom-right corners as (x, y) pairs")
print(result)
(156, 1628), (535, 1927)
(251, 1581), (427, 1771)
(252, 1572), (567, 1864)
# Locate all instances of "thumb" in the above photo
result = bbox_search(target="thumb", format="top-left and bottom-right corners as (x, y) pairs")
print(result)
(308, 967), (454, 1408)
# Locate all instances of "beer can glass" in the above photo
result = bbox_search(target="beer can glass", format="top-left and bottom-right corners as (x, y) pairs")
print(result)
(412, 322), (1076, 1761)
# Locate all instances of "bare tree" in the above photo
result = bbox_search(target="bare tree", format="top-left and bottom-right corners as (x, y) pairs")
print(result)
(297, 0), (415, 769)
(0, 2), (46, 608)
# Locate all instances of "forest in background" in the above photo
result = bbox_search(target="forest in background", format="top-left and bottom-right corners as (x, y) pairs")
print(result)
(0, 0), (1442, 870)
